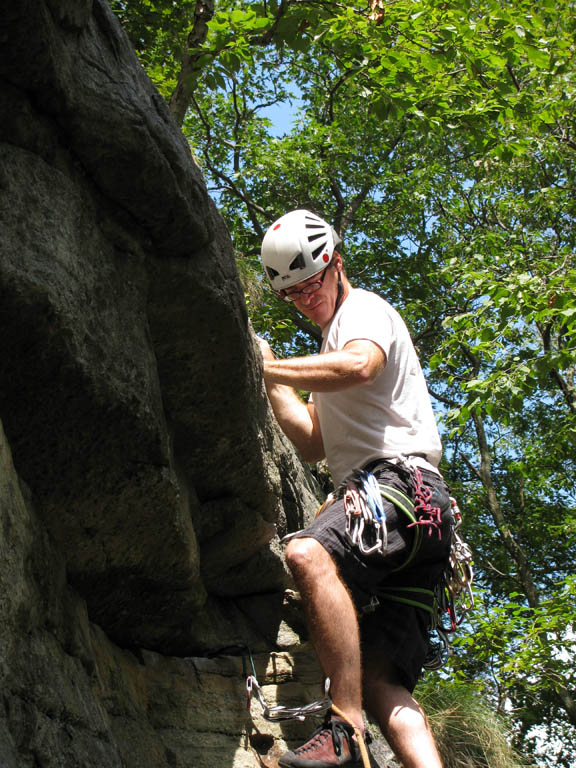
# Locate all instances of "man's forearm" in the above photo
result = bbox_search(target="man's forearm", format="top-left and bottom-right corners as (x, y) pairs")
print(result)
(263, 379), (324, 462)
(263, 344), (383, 392)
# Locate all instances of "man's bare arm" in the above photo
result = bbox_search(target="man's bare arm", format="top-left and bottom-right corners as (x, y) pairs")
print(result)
(257, 337), (325, 461)
(262, 339), (386, 392)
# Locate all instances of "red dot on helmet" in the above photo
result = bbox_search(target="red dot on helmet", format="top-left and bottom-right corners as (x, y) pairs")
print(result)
(273, 224), (281, 230)
(323, 253), (329, 262)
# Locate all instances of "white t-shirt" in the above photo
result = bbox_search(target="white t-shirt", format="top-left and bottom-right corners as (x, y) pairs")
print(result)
(311, 288), (442, 486)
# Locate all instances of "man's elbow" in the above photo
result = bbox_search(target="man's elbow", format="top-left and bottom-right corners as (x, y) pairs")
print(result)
(351, 356), (383, 386)
(299, 436), (325, 463)
(301, 447), (325, 463)
(355, 363), (377, 385)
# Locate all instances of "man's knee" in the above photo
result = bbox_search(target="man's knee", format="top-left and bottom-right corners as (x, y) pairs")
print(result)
(285, 536), (327, 574)
(362, 655), (406, 712)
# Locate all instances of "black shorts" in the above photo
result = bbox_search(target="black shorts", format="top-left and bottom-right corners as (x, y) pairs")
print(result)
(291, 461), (453, 692)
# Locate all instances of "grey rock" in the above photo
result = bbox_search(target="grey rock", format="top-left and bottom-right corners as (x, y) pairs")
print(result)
(0, 0), (320, 655)
(0, 1), (401, 766)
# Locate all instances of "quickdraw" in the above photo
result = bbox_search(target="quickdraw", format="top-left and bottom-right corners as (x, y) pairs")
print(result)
(246, 674), (331, 722)
(422, 497), (474, 669)
(338, 460), (447, 560)
(408, 464), (443, 538)
(207, 645), (331, 723)
(242, 646), (331, 722)
(339, 468), (387, 555)
(433, 497), (475, 632)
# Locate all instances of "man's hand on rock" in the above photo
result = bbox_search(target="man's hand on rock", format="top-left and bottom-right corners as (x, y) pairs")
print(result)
(257, 335), (275, 362)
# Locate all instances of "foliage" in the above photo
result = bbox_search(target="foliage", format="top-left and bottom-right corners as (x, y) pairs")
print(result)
(112, 1), (576, 765)
(416, 677), (535, 768)
(109, 0), (197, 98)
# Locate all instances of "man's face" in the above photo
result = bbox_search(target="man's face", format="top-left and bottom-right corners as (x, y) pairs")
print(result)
(284, 261), (341, 329)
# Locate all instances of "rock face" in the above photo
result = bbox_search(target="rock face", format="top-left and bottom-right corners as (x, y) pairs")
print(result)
(0, 0), (320, 652)
(0, 1), (345, 765)
(0, 417), (328, 768)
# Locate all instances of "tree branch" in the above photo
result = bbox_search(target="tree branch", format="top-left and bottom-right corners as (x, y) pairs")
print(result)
(428, 387), (459, 409)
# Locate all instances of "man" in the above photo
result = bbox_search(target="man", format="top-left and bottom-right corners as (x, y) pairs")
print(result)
(258, 209), (451, 768)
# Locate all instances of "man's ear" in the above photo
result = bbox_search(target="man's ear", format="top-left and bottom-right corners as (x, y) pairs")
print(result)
(333, 251), (343, 270)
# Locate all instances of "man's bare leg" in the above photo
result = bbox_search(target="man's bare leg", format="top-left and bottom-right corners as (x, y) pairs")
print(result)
(285, 536), (364, 732)
(362, 652), (443, 768)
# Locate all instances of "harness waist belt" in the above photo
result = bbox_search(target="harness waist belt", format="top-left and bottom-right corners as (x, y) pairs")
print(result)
(366, 455), (441, 476)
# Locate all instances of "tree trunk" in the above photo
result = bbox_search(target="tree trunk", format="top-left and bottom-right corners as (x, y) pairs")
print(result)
(471, 411), (540, 609)
(168, 0), (215, 127)
(472, 410), (576, 727)
(554, 681), (576, 727)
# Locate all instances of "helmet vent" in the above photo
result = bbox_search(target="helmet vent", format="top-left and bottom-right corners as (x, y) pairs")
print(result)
(288, 252), (306, 271)
(266, 266), (280, 281)
(311, 242), (327, 260)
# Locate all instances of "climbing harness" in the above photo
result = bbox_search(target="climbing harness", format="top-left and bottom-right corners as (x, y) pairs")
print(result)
(336, 463), (422, 569)
(336, 459), (474, 670)
(280, 458), (474, 674)
(335, 460), (444, 562)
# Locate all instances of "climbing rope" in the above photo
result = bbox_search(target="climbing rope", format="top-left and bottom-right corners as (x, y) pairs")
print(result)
(330, 704), (371, 768)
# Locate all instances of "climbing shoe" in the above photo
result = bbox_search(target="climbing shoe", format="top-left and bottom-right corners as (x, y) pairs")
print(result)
(278, 712), (365, 767)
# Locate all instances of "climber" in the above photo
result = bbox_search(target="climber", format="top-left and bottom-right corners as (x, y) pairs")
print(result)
(257, 209), (452, 768)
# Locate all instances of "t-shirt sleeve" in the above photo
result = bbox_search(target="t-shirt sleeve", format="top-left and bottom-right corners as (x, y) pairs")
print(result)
(335, 292), (394, 359)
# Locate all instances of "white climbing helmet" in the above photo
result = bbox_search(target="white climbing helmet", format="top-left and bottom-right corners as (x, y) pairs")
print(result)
(260, 210), (341, 292)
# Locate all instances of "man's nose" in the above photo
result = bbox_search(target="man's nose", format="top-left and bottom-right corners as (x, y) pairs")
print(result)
(299, 291), (315, 304)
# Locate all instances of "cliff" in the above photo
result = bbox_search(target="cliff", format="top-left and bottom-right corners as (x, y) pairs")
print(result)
(0, 1), (330, 765)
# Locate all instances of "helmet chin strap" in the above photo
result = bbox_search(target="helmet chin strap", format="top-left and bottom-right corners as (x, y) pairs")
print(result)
(333, 270), (344, 317)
